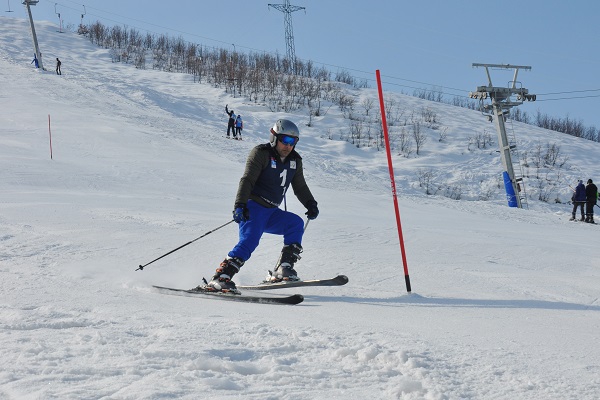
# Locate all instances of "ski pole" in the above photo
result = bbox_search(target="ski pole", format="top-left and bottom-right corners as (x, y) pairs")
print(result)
(304, 218), (310, 231)
(136, 220), (235, 271)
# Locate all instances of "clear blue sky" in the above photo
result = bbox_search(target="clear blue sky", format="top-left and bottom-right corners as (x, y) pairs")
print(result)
(10, 0), (600, 129)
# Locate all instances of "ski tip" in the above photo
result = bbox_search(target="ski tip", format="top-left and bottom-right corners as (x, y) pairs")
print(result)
(288, 294), (304, 305)
(336, 275), (349, 284)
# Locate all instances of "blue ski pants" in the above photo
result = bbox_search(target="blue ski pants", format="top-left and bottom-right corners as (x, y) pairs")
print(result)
(228, 200), (304, 262)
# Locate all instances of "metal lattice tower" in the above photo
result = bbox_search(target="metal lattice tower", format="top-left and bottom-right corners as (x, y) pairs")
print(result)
(268, 0), (305, 72)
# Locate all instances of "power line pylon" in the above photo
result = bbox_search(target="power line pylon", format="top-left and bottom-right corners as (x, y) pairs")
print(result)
(268, 0), (305, 73)
(470, 63), (537, 208)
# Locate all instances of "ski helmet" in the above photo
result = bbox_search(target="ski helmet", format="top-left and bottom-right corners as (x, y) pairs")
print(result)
(269, 119), (300, 147)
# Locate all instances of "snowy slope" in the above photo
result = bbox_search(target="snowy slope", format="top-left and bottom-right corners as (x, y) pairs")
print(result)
(1, 17), (600, 399)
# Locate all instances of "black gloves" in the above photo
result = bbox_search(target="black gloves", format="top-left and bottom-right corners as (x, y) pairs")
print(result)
(233, 203), (250, 223)
(234, 201), (317, 222)
(305, 200), (319, 220)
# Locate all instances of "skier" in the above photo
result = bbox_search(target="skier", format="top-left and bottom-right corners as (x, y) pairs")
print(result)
(31, 54), (39, 68)
(235, 114), (243, 140)
(225, 104), (235, 138)
(56, 58), (62, 75)
(204, 119), (319, 293)
(585, 179), (598, 223)
(570, 180), (586, 221)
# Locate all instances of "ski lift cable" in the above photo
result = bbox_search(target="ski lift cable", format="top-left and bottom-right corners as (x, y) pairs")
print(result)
(41, 0), (599, 106)
(536, 88), (600, 95)
(536, 94), (600, 102)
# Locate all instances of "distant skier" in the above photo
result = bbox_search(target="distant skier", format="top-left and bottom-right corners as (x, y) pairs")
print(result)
(31, 54), (39, 68)
(585, 179), (598, 223)
(225, 104), (235, 138)
(56, 58), (61, 75)
(235, 114), (243, 140)
(570, 180), (586, 221)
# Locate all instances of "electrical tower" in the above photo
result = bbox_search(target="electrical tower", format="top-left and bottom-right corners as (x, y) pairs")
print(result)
(22, 0), (44, 70)
(268, 0), (305, 73)
(470, 63), (536, 208)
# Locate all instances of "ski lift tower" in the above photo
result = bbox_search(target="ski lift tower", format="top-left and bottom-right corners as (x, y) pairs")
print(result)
(268, 0), (305, 74)
(23, 0), (44, 70)
(470, 63), (536, 208)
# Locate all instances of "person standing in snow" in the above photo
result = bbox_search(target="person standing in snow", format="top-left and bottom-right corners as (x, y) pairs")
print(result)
(203, 119), (319, 293)
(234, 114), (243, 140)
(585, 179), (598, 223)
(31, 54), (39, 68)
(570, 180), (587, 221)
(225, 104), (236, 138)
(55, 58), (62, 75)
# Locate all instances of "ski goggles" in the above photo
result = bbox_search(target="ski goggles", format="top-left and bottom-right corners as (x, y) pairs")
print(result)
(277, 134), (299, 146)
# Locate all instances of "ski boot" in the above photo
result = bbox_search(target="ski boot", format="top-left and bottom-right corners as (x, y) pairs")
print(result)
(569, 214), (576, 221)
(268, 243), (302, 282)
(205, 257), (244, 293)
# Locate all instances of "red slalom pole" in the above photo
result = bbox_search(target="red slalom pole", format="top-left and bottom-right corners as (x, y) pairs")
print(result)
(376, 70), (411, 293)
(48, 114), (53, 160)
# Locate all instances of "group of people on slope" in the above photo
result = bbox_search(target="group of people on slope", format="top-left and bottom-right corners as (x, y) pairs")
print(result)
(225, 104), (243, 140)
(30, 54), (61, 75)
(571, 179), (598, 223)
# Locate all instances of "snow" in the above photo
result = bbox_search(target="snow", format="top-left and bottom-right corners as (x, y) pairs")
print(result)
(1, 17), (600, 399)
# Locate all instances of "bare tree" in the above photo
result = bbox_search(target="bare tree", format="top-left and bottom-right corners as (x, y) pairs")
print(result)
(362, 98), (375, 116)
(421, 107), (437, 126)
(398, 127), (413, 157)
(416, 168), (438, 195)
(543, 142), (561, 167)
(412, 121), (427, 155)
(384, 98), (400, 126)
(438, 126), (448, 142)
(349, 119), (364, 147)
(468, 129), (493, 151)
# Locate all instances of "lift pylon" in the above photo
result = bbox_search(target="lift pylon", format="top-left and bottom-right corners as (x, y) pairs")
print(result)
(470, 63), (536, 208)
(22, 0), (44, 70)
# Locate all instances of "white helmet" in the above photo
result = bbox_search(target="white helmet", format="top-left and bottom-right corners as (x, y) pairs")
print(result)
(269, 119), (300, 147)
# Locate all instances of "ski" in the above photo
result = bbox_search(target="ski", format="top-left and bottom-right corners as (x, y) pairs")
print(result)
(152, 285), (304, 305)
(238, 274), (349, 291)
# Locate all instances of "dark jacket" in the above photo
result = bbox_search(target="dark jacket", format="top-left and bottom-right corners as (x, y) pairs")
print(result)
(235, 143), (315, 209)
(225, 105), (235, 125)
(573, 182), (587, 202)
(586, 182), (598, 204)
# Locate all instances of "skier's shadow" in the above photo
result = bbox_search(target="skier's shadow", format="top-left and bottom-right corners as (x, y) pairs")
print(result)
(303, 293), (600, 311)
